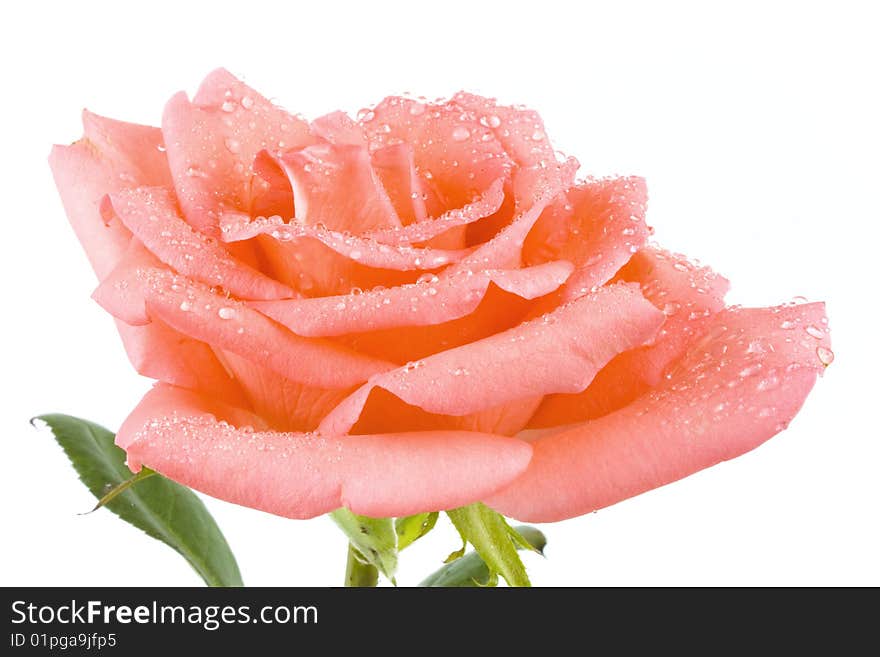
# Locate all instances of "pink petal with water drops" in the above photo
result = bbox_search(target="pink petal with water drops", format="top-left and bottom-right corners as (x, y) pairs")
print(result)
(271, 141), (402, 232)
(249, 260), (573, 337)
(529, 246), (730, 426)
(310, 111), (367, 147)
(220, 211), (473, 271)
(369, 142), (431, 226)
(118, 384), (532, 519)
(49, 111), (173, 279)
(105, 186), (293, 300)
(525, 176), (651, 302)
(318, 283), (664, 435)
(161, 69), (313, 235)
(361, 96), (512, 210)
(93, 239), (169, 324)
(487, 302), (832, 522)
(451, 161), (573, 272)
(452, 92), (556, 168)
(365, 177), (506, 246)
(97, 260), (392, 388)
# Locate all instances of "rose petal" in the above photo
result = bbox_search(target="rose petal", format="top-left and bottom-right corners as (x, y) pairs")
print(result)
(162, 69), (313, 235)
(310, 111), (367, 147)
(106, 186), (293, 300)
(220, 211), (473, 271)
(49, 111), (172, 279)
(118, 384), (533, 519)
(362, 96), (511, 210)
(250, 260), (573, 337)
(96, 261), (392, 388)
(218, 351), (353, 431)
(452, 92), (556, 168)
(487, 302), (832, 522)
(271, 141), (402, 232)
(319, 283), (665, 435)
(530, 246), (730, 426)
(114, 319), (245, 406)
(451, 162), (572, 272)
(525, 176), (651, 301)
(365, 177), (505, 246)
(369, 142), (430, 226)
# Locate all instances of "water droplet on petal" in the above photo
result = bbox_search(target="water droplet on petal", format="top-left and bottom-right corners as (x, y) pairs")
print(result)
(780, 320), (797, 329)
(816, 346), (834, 366)
(452, 126), (470, 142)
(179, 301), (192, 312)
(224, 138), (241, 154)
(218, 307), (235, 320)
(805, 325), (825, 339)
(240, 96), (254, 109)
(221, 100), (237, 112)
(531, 129), (545, 141)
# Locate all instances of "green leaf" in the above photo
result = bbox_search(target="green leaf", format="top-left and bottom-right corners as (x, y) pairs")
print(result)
(419, 525), (546, 587)
(395, 512), (439, 550)
(445, 503), (532, 587)
(330, 508), (397, 579)
(34, 414), (243, 587)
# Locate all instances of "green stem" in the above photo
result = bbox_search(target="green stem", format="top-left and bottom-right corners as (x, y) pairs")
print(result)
(344, 545), (379, 587)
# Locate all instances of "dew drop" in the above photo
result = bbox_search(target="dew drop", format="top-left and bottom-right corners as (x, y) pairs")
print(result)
(816, 346), (834, 366)
(530, 129), (545, 141)
(357, 109), (375, 122)
(756, 375), (780, 391)
(739, 363), (762, 378)
(224, 138), (241, 154)
(349, 250), (362, 260)
(662, 302), (680, 316)
(240, 96), (254, 109)
(221, 100), (237, 112)
(179, 301), (192, 312)
(218, 307), (235, 320)
(452, 126), (470, 142)
(780, 320), (797, 330)
(804, 325), (825, 339)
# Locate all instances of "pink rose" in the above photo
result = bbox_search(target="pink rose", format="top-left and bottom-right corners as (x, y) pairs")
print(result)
(50, 69), (831, 522)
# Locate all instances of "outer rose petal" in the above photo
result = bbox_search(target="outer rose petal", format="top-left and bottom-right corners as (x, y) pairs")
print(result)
(487, 303), (831, 522)
(96, 260), (392, 388)
(530, 246), (730, 426)
(452, 92), (556, 168)
(49, 111), (172, 279)
(118, 384), (533, 519)
(114, 319), (245, 406)
(249, 261), (573, 338)
(162, 69), (313, 235)
(106, 187), (293, 300)
(319, 283), (665, 435)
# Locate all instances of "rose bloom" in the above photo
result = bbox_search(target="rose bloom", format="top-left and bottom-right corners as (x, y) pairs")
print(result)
(50, 70), (831, 522)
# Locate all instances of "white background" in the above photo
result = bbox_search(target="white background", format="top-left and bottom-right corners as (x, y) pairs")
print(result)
(1, 0), (877, 586)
